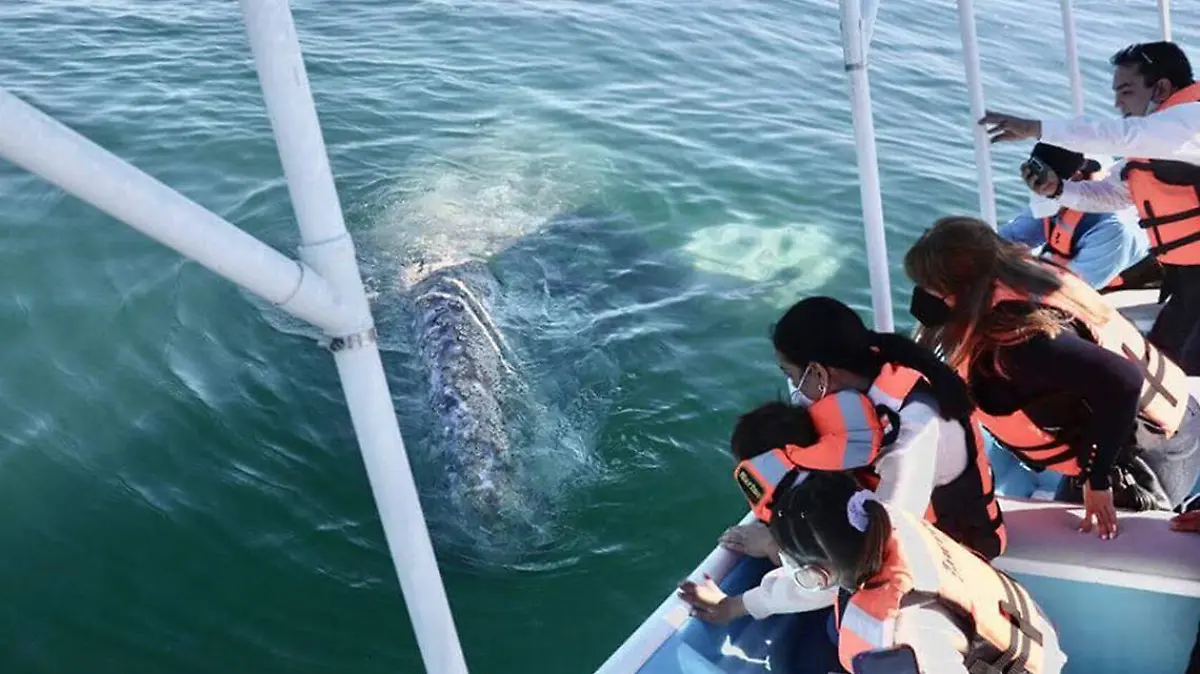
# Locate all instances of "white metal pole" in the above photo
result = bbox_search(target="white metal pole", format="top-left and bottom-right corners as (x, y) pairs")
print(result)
(955, 0), (998, 228)
(238, 2), (469, 673)
(861, 0), (881, 57)
(1158, 0), (1172, 42)
(1059, 0), (1085, 117)
(839, 0), (894, 333)
(0, 88), (353, 336)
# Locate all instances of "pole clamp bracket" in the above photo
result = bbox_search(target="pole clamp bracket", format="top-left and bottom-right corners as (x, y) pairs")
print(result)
(322, 327), (378, 353)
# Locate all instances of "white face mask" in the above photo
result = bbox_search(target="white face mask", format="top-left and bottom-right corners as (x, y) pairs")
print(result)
(788, 364), (824, 407)
(789, 379), (813, 407)
(1145, 86), (1164, 116)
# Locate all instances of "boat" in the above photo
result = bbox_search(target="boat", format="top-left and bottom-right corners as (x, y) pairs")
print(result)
(0, 1), (1196, 673)
(595, 1), (1200, 672)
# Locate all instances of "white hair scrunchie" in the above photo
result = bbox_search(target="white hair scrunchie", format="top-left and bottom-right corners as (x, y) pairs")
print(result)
(846, 490), (877, 532)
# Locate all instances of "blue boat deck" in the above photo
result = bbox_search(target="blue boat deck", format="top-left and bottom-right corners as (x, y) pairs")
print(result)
(602, 433), (1200, 674)
(629, 550), (1200, 674)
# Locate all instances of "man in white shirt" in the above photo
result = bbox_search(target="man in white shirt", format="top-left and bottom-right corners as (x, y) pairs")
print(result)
(978, 41), (1200, 374)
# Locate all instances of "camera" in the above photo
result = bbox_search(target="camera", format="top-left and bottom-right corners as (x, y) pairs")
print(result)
(1025, 156), (1052, 185)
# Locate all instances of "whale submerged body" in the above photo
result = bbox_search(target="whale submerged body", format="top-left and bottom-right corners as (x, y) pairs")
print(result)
(396, 206), (851, 550)
(403, 209), (635, 523)
(403, 206), (745, 529)
(409, 259), (526, 517)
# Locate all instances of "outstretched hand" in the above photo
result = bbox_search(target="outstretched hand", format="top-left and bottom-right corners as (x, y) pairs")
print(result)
(979, 110), (1042, 143)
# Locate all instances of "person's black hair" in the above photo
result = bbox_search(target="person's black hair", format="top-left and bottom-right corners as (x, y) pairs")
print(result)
(771, 297), (974, 422)
(730, 401), (819, 461)
(1111, 41), (1195, 90)
(768, 470), (890, 589)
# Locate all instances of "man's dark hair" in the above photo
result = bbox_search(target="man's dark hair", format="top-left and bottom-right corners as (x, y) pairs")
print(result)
(1111, 41), (1195, 90)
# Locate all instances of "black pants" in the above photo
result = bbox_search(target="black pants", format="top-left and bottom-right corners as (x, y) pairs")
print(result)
(1054, 400), (1200, 511)
(1148, 266), (1200, 376)
(1139, 397), (1200, 508)
(1143, 439), (1200, 509)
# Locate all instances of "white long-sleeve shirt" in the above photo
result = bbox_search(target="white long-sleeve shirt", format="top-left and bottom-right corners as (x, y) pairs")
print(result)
(744, 530), (1069, 673)
(741, 395), (968, 619)
(1040, 101), (1200, 213)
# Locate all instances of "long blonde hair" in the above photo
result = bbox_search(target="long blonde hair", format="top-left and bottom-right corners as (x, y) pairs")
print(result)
(903, 216), (1113, 377)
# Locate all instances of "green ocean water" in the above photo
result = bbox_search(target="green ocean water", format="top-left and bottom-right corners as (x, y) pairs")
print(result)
(1, 1), (1195, 672)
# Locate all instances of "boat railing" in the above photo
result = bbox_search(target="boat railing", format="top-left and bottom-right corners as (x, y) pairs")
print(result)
(0, 1), (469, 672)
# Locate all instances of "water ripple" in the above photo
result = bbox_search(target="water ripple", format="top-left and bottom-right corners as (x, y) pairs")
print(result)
(1, 0), (1197, 672)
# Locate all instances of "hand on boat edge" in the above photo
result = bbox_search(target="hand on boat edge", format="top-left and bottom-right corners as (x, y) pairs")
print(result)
(677, 576), (748, 625)
(719, 522), (781, 562)
(1080, 485), (1119, 540)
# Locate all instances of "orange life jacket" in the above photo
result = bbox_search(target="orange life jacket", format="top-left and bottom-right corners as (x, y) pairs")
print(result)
(736, 364), (1006, 560)
(1036, 165), (1137, 291)
(963, 263), (1189, 475)
(839, 505), (1059, 674)
(734, 388), (892, 523)
(1042, 209), (1156, 293)
(1119, 82), (1200, 266)
(1041, 207), (1088, 264)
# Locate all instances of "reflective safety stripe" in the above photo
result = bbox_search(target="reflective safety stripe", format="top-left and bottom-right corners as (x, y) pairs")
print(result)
(746, 451), (793, 493)
(794, 391), (883, 469)
(840, 603), (895, 650)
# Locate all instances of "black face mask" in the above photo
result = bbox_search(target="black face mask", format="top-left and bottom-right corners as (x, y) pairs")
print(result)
(910, 286), (952, 328)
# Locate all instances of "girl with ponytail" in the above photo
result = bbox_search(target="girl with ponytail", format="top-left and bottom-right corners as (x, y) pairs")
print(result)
(724, 296), (1004, 564)
(700, 297), (1002, 631)
(770, 471), (1066, 674)
(773, 296), (973, 422)
(774, 297), (1003, 560)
